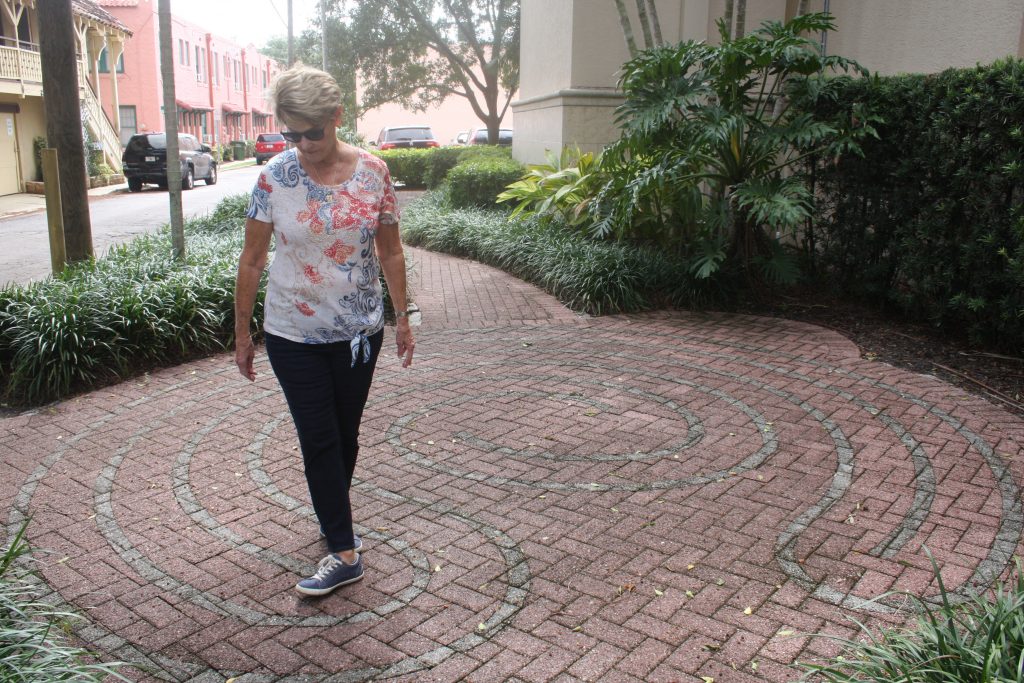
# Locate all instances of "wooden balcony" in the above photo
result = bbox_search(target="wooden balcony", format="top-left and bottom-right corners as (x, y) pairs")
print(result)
(0, 37), (42, 96)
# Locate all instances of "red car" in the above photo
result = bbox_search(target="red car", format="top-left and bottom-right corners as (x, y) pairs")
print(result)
(255, 132), (287, 164)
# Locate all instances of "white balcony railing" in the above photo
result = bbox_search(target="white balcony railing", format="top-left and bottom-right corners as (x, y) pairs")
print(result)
(0, 44), (42, 88)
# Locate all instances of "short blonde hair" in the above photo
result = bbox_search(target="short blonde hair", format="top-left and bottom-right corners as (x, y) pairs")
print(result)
(269, 62), (342, 128)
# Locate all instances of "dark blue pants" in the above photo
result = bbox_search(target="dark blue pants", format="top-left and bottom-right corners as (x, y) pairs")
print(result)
(264, 330), (383, 554)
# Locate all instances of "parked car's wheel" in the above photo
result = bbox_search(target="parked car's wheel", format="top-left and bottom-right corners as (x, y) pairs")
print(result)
(127, 177), (143, 193)
(256, 156), (264, 165)
(205, 165), (218, 186)
(182, 167), (194, 191)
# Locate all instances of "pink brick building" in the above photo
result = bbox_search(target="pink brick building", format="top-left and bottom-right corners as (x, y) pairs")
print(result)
(96, 0), (281, 146)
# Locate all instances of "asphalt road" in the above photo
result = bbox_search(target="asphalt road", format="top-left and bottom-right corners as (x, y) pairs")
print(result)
(0, 164), (263, 287)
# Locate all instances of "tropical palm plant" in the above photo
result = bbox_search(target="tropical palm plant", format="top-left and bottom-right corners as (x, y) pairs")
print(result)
(593, 12), (876, 287)
(496, 146), (608, 226)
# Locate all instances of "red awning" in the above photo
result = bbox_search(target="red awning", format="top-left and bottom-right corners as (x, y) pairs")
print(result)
(221, 102), (248, 114)
(175, 99), (212, 112)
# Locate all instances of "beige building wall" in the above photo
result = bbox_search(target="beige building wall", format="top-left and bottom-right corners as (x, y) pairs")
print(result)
(514, 0), (1024, 164)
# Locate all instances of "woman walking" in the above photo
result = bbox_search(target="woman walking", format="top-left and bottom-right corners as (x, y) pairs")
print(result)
(234, 63), (415, 596)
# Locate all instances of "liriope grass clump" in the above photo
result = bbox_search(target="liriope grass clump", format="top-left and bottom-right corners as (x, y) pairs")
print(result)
(0, 194), (256, 406)
(0, 521), (131, 681)
(401, 191), (727, 315)
(800, 554), (1024, 682)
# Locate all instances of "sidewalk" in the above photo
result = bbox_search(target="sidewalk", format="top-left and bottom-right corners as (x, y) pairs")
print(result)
(2, 244), (1023, 682)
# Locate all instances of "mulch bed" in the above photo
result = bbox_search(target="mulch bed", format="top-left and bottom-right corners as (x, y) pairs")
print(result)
(738, 292), (1024, 419)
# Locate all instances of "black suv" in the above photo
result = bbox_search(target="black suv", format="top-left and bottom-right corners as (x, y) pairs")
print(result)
(122, 133), (218, 192)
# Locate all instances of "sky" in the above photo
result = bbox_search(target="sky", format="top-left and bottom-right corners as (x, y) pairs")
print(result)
(171, 0), (319, 48)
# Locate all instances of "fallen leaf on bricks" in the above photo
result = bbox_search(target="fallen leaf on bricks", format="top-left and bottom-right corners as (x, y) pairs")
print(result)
(743, 607), (753, 615)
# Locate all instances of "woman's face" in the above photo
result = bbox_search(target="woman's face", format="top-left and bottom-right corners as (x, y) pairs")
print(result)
(284, 108), (341, 163)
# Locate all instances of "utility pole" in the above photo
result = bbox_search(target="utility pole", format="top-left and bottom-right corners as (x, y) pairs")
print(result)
(288, 0), (294, 66)
(321, 0), (328, 70)
(158, 0), (185, 260)
(38, 0), (93, 264)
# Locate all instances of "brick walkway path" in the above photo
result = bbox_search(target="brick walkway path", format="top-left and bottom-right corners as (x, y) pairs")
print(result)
(3, 245), (1023, 682)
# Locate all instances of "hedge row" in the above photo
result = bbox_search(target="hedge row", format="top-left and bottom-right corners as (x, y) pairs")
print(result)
(807, 58), (1024, 351)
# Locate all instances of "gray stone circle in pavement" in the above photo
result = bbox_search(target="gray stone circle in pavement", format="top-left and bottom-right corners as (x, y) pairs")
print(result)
(4, 317), (1022, 680)
(386, 325), (1022, 613)
(7, 368), (531, 682)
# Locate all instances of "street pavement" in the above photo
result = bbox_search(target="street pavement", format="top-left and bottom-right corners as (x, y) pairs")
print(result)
(0, 162), (262, 286)
(2, 237), (1023, 681)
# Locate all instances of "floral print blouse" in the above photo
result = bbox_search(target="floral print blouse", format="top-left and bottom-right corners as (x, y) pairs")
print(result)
(246, 148), (400, 344)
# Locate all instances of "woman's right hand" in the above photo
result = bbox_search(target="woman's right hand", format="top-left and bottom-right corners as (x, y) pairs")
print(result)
(236, 335), (257, 381)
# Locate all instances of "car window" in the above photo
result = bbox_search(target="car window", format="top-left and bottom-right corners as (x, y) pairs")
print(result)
(498, 130), (513, 143)
(385, 127), (433, 141)
(258, 133), (284, 142)
(127, 134), (165, 152)
(180, 136), (194, 151)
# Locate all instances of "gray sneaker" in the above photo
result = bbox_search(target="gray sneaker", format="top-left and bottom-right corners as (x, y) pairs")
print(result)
(295, 553), (363, 596)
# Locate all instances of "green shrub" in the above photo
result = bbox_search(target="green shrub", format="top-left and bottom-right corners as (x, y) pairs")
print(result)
(804, 58), (1024, 351)
(0, 195), (256, 406)
(801, 553), (1024, 682)
(219, 144), (232, 162)
(497, 147), (610, 227)
(0, 520), (130, 681)
(0, 191), (408, 406)
(373, 149), (432, 187)
(401, 192), (725, 314)
(337, 126), (366, 147)
(445, 155), (524, 209)
(245, 139), (256, 158)
(423, 147), (467, 188)
(32, 136), (45, 182)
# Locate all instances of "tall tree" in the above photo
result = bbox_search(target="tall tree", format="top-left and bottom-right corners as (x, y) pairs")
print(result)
(158, 0), (184, 260)
(735, 0), (747, 38)
(339, 0), (519, 144)
(614, 0), (664, 56)
(38, 0), (92, 263)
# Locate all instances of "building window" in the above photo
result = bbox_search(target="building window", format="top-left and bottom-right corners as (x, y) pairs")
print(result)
(233, 59), (240, 90)
(195, 45), (202, 80)
(178, 39), (185, 65)
(214, 51), (219, 85)
(97, 47), (124, 74)
(185, 41), (190, 66)
(119, 105), (137, 146)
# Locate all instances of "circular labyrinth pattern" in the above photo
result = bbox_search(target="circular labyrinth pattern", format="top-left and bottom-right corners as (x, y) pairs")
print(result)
(4, 314), (1023, 681)
(6, 370), (530, 682)
(380, 325), (1023, 613)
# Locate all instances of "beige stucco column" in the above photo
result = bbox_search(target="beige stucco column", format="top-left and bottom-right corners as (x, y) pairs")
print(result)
(513, 0), (707, 164)
(107, 34), (124, 136)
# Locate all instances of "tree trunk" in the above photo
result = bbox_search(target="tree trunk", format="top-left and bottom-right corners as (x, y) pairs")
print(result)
(646, 0), (663, 45)
(613, 0), (637, 56)
(723, 0), (734, 40)
(38, 0), (93, 264)
(735, 0), (747, 38)
(158, 0), (185, 260)
(798, 0), (810, 15)
(634, 0), (653, 49)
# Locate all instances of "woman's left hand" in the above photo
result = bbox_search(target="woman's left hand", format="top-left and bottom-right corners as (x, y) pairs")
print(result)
(396, 319), (415, 367)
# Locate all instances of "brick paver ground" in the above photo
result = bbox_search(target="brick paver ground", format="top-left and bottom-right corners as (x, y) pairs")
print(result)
(3, 244), (1024, 682)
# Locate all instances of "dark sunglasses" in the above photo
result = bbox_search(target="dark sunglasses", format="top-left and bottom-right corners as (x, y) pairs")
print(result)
(281, 127), (326, 143)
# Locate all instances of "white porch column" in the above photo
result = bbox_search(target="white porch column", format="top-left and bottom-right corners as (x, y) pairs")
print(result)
(86, 28), (105, 106)
(108, 34), (124, 136)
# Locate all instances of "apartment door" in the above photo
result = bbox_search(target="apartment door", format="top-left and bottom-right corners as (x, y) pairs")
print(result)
(0, 112), (21, 196)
